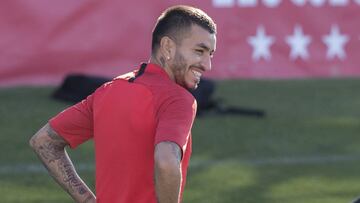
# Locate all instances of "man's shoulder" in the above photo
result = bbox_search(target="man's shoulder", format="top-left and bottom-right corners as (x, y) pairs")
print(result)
(152, 80), (194, 101)
(100, 67), (195, 103)
(153, 85), (196, 113)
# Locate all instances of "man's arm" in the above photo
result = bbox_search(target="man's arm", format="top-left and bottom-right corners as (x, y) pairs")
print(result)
(29, 123), (96, 203)
(154, 141), (182, 203)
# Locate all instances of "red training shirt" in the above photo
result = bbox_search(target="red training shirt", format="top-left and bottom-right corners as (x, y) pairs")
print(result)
(49, 63), (197, 203)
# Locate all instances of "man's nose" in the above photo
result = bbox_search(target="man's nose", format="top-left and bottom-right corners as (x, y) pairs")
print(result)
(202, 55), (212, 71)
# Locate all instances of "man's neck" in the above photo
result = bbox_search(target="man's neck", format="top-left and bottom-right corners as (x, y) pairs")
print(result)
(149, 56), (175, 81)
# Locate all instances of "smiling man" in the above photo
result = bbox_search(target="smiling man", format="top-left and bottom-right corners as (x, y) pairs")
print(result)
(29, 5), (216, 203)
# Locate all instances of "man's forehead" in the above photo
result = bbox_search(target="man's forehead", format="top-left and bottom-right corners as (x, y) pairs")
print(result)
(185, 25), (216, 49)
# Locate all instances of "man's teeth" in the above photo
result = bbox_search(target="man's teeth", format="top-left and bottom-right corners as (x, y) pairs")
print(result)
(192, 70), (202, 78)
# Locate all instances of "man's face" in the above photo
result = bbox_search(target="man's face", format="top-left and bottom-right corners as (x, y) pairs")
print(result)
(169, 25), (216, 90)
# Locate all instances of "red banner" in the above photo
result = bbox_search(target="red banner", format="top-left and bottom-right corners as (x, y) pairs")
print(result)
(0, 0), (360, 86)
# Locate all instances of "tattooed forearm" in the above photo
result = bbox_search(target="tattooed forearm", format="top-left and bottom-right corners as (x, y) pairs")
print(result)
(30, 124), (96, 202)
(84, 195), (96, 203)
(37, 142), (64, 163)
(58, 152), (87, 194)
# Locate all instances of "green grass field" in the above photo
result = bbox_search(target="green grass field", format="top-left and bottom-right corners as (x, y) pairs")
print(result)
(1, 79), (360, 203)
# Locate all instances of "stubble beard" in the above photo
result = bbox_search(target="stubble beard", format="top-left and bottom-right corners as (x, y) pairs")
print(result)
(171, 52), (188, 89)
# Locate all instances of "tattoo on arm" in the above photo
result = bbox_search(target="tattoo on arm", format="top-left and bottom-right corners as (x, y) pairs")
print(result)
(35, 126), (67, 163)
(58, 152), (87, 195)
(31, 124), (95, 202)
(83, 194), (96, 203)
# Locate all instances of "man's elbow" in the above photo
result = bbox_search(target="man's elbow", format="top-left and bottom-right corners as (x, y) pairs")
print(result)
(29, 124), (51, 150)
(29, 135), (36, 149)
(155, 156), (181, 175)
(154, 142), (182, 175)
(29, 131), (44, 150)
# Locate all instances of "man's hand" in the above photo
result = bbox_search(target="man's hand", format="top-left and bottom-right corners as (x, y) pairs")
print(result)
(29, 123), (96, 203)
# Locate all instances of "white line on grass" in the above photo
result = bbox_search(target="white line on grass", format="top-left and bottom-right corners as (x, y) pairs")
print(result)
(1, 154), (360, 174)
(190, 154), (360, 169)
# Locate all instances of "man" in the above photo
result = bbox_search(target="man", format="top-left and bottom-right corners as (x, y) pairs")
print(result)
(29, 5), (216, 203)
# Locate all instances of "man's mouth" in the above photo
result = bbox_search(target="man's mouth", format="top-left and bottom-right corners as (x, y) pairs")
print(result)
(191, 70), (202, 81)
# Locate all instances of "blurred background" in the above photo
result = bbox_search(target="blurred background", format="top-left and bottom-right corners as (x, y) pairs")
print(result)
(1, 0), (360, 202)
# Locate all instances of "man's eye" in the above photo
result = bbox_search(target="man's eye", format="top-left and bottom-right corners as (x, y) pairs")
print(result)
(195, 49), (204, 54)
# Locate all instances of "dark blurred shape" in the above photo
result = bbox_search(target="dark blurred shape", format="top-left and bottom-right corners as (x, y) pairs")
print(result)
(189, 78), (216, 114)
(190, 79), (265, 118)
(53, 74), (265, 118)
(52, 74), (109, 103)
(352, 197), (360, 203)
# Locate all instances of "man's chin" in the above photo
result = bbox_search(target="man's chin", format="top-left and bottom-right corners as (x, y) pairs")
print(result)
(185, 83), (198, 91)
(179, 80), (198, 90)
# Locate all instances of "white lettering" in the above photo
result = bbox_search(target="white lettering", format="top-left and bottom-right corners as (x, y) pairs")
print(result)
(212, 0), (235, 7)
(263, 0), (282, 7)
(238, 0), (258, 7)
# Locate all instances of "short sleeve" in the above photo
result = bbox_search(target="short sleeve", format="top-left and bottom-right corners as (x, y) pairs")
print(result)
(49, 94), (94, 148)
(155, 94), (197, 155)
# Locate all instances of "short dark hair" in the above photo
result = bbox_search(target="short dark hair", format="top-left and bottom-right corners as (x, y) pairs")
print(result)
(151, 5), (216, 53)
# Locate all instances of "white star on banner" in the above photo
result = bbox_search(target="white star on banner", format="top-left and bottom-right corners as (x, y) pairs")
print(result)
(285, 25), (312, 60)
(247, 25), (275, 61)
(322, 25), (349, 60)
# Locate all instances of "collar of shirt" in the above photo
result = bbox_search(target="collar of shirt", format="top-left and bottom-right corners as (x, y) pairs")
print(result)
(145, 63), (171, 81)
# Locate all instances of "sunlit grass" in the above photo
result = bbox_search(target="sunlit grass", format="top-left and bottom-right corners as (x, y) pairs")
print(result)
(1, 79), (360, 202)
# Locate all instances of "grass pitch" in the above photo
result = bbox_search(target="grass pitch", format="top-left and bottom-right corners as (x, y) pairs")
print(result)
(1, 79), (360, 203)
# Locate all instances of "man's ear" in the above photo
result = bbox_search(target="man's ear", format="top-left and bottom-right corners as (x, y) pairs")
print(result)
(159, 36), (176, 60)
